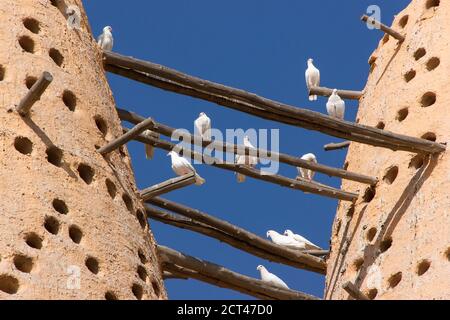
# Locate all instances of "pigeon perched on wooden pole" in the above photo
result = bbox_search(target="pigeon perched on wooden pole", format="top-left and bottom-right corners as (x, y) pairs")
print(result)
(326, 89), (346, 120)
(257, 265), (289, 290)
(297, 153), (317, 181)
(284, 230), (322, 250)
(97, 26), (114, 51)
(266, 230), (306, 250)
(235, 136), (258, 183)
(305, 58), (320, 101)
(194, 112), (212, 141)
(168, 151), (205, 185)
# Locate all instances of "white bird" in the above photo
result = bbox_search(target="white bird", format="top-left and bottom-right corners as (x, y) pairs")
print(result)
(257, 265), (289, 290)
(235, 136), (258, 183)
(266, 230), (306, 250)
(297, 153), (317, 181)
(305, 58), (320, 101)
(142, 130), (159, 160)
(97, 26), (114, 51)
(326, 89), (346, 120)
(284, 230), (321, 250)
(168, 151), (205, 185)
(66, 5), (81, 30)
(194, 112), (212, 141)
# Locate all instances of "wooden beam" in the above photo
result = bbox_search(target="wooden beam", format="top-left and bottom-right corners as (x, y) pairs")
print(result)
(104, 52), (445, 154)
(147, 197), (327, 274)
(163, 271), (188, 280)
(324, 141), (351, 151)
(128, 129), (359, 202)
(309, 87), (363, 100)
(158, 246), (320, 300)
(118, 108), (377, 185)
(140, 173), (197, 200)
(97, 117), (155, 155)
(361, 15), (405, 42)
(16, 72), (53, 116)
(342, 281), (370, 300)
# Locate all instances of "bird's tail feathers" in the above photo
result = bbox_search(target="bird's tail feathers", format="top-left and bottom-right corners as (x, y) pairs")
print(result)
(145, 145), (154, 160)
(195, 174), (206, 186)
(309, 95), (318, 101)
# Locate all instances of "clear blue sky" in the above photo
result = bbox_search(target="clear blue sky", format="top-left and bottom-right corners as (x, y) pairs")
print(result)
(84, 1), (410, 300)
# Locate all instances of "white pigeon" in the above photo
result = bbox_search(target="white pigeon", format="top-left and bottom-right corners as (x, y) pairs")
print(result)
(168, 151), (205, 185)
(235, 136), (258, 183)
(97, 26), (114, 51)
(297, 153), (317, 181)
(142, 130), (159, 160)
(266, 230), (306, 250)
(305, 58), (320, 101)
(257, 265), (289, 290)
(326, 89), (346, 120)
(284, 230), (321, 250)
(194, 112), (212, 141)
(66, 5), (81, 30)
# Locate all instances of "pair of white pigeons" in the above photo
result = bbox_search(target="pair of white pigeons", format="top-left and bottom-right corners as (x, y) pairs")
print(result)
(305, 58), (346, 120)
(267, 230), (321, 250)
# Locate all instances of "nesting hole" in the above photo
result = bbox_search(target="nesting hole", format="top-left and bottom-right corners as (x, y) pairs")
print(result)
(404, 70), (416, 83)
(426, 0), (440, 9)
(380, 237), (393, 253)
(367, 288), (378, 300)
(376, 122), (385, 130)
(0, 65), (5, 81)
(44, 216), (60, 235)
(382, 34), (389, 44)
(0, 275), (19, 295)
(416, 260), (431, 276)
(13, 255), (33, 273)
(18, 35), (35, 53)
(105, 179), (117, 199)
(414, 48), (426, 61)
(105, 291), (118, 300)
(137, 266), (148, 282)
(388, 272), (402, 289)
(122, 194), (133, 212)
(94, 116), (108, 137)
(343, 161), (349, 170)
(152, 280), (161, 297)
(25, 76), (37, 89)
(46, 146), (63, 167)
(426, 57), (440, 71)
(421, 132), (437, 142)
(132, 283), (143, 300)
(85, 257), (99, 275)
(445, 248), (450, 261)
(49, 48), (64, 67)
(77, 164), (94, 185)
(138, 250), (147, 264)
(420, 92), (436, 107)
(353, 257), (364, 272)
(23, 18), (40, 34)
(362, 186), (376, 203)
(14, 137), (33, 155)
(396, 108), (409, 122)
(69, 225), (83, 244)
(25, 233), (42, 249)
(137, 210), (147, 229)
(366, 227), (377, 242)
(346, 204), (355, 218)
(62, 90), (76, 111)
(383, 166), (399, 185)
(398, 15), (409, 28)
(52, 199), (68, 215)
(409, 155), (425, 170)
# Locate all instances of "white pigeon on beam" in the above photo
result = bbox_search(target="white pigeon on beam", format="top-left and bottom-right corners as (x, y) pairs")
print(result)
(194, 112), (212, 141)
(305, 58), (320, 101)
(266, 230), (306, 250)
(284, 230), (322, 250)
(297, 153), (317, 181)
(326, 89), (346, 120)
(168, 151), (205, 185)
(142, 130), (158, 160)
(97, 26), (114, 51)
(257, 265), (289, 290)
(235, 136), (258, 183)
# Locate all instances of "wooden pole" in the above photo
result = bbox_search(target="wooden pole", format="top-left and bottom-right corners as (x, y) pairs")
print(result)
(97, 117), (155, 155)
(309, 87), (363, 100)
(361, 15), (405, 42)
(147, 197), (327, 274)
(342, 281), (370, 300)
(158, 246), (320, 300)
(128, 129), (358, 201)
(140, 173), (197, 200)
(118, 108), (378, 185)
(324, 141), (351, 151)
(163, 271), (188, 280)
(104, 52), (445, 154)
(16, 72), (53, 116)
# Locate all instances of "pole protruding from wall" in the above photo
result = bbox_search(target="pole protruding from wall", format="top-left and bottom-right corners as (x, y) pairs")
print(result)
(342, 281), (370, 300)
(308, 87), (363, 100)
(16, 71), (53, 116)
(361, 15), (405, 42)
